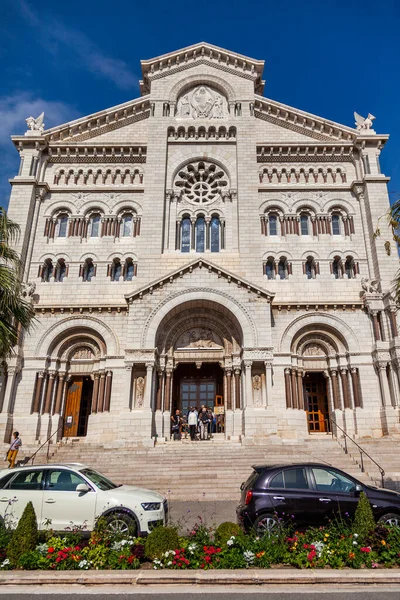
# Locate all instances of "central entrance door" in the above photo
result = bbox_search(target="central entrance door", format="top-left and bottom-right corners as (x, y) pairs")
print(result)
(303, 372), (330, 433)
(173, 363), (224, 432)
(63, 376), (93, 437)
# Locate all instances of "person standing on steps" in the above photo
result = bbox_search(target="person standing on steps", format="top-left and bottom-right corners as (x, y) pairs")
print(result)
(171, 409), (182, 441)
(7, 431), (22, 468)
(198, 407), (209, 441)
(188, 407), (198, 441)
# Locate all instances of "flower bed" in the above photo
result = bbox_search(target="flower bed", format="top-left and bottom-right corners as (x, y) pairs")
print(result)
(1, 496), (400, 571)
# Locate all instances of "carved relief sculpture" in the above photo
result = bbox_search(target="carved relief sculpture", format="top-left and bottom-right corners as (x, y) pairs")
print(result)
(136, 377), (145, 408)
(70, 347), (94, 360)
(176, 327), (223, 349)
(176, 86), (228, 120)
(252, 374), (262, 406)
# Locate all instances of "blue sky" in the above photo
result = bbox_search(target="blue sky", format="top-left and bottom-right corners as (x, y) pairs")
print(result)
(1, 0), (399, 207)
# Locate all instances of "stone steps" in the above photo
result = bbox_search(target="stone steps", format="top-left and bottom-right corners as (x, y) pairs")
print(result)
(20, 437), (384, 500)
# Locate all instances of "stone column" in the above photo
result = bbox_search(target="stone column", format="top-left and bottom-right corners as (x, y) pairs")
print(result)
(388, 363), (400, 406)
(330, 370), (341, 409)
(43, 371), (56, 414)
(53, 373), (65, 415)
(340, 368), (351, 409)
(32, 371), (45, 414)
(264, 361), (273, 407)
(156, 370), (163, 411)
(234, 369), (241, 409)
(226, 369), (232, 410)
(389, 309), (399, 339)
(284, 368), (292, 408)
(371, 311), (381, 341)
(297, 370), (304, 410)
(377, 363), (392, 407)
(164, 370), (172, 412)
(190, 217), (196, 251)
(291, 369), (298, 409)
(244, 361), (253, 407)
(91, 372), (100, 413)
(144, 363), (154, 409)
(97, 371), (106, 413)
(103, 371), (113, 412)
(350, 368), (362, 408)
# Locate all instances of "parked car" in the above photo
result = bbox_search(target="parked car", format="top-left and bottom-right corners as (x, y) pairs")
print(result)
(237, 463), (400, 535)
(0, 463), (168, 535)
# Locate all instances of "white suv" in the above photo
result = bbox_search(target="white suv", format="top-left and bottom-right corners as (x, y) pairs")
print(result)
(0, 463), (168, 535)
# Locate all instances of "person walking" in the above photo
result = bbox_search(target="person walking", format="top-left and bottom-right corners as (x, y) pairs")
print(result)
(7, 431), (22, 468)
(198, 407), (209, 440)
(188, 407), (198, 441)
(171, 410), (182, 441)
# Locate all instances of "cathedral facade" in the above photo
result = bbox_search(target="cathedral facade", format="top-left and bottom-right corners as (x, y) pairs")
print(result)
(2, 43), (399, 447)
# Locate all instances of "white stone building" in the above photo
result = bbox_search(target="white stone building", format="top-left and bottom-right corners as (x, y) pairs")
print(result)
(2, 42), (399, 447)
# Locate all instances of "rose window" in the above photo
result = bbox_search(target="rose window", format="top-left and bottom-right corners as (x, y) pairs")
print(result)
(174, 161), (228, 204)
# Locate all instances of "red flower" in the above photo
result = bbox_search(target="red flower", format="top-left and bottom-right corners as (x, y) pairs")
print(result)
(205, 556), (211, 563)
(303, 544), (309, 549)
(361, 547), (372, 553)
(307, 550), (316, 561)
(55, 557), (62, 563)
(48, 547), (55, 553)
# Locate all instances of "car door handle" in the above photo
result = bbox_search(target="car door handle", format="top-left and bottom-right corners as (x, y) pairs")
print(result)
(319, 498), (331, 503)
(273, 496), (286, 501)
(45, 499), (56, 504)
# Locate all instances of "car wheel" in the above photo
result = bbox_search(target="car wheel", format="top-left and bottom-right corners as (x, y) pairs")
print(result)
(378, 513), (400, 527)
(104, 512), (137, 536)
(254, 513), (279, 536)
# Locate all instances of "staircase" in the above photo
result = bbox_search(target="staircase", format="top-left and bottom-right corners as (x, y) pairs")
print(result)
(26, 435), (383, 501)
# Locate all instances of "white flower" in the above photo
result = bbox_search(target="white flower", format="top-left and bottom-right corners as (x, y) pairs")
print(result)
(188, 543), (197, 553)
(353, 541), (358, 546)
(167, 561), (172, 566)
(353, 533), (359, 538)
(35, 543), (49, 556)
(243, 550), (255, 564)
(78, 559), (91, 570)
(311, 541), (325, 557)
(227, 539), (234, 546)
(0, 559), (10, 569)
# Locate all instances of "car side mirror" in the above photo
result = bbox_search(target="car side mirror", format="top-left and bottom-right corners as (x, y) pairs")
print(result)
(354, 484), (363, 495)
(76, 483), (90, 493)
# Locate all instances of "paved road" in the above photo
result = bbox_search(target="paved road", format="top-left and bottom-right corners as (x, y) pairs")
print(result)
(1, 585), (399, 598)
(169, 501), (237, 533)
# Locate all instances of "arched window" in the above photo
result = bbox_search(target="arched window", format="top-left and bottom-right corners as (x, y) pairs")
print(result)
(42, 258), (53, 282)
(300, 214), (309, 236)
(332, 256), (342, 279)
(121, 214), (133, 237)
(124, 258), (136, 281)
(83, 258), (95, 282)
(90, 214), (101, 237)
(269, 214), (278, 236)
(264, 258), (275, 279)
(55, 258), (67, 282)
(345, 256), (356, 279)
(210, 215), (220, 252)
(195, 216), (205, 252)
(331, 213), (341, 235)
(278, 257), (288, 280)
(181, 217), (191, 253)
(57, 214), (68, 238)
(111, 258), (122, 282)
(305, 256), (316, 279)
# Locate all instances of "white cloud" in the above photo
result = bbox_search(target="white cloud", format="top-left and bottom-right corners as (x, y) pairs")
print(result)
(18, 0), (138, 90)
(0, 93), (79, 208)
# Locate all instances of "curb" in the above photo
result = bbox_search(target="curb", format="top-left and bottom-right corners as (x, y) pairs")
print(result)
(0, 569), (400, 585)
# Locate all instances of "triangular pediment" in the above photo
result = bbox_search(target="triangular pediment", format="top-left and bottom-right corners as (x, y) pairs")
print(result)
(124, 258), (274, 303)
(140, 42), (265, 95)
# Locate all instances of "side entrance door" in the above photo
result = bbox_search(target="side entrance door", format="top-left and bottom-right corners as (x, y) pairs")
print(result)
(304, 375), (329, 433)
(63, 377), (83, 437)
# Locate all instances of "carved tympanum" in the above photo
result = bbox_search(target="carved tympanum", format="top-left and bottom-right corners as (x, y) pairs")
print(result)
(176, 327), (223, 349)
(70, 347), (94, 360)
(176, 86), (228, 120)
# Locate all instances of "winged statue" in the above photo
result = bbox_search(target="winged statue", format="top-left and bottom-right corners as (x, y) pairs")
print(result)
(25, 112), (45, 132)
(354, 112), (376, 131)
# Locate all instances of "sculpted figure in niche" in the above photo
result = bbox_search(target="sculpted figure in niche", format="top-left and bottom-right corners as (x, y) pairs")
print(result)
(177, 94), (191, 117)
(176, 327), (222, 349)
(253, 375), (262, 406)
(136, 377), (145, 408)
(176, 86), (227, 120)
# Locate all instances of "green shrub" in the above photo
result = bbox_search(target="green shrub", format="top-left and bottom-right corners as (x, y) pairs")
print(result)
(0, 523), (12, 551)
(144, 526), (179, 560)
(214, 522), (243, 546)
(354, 492), (375, 539)
(18, 551), (42, 570)
(7, 501), (38, 566)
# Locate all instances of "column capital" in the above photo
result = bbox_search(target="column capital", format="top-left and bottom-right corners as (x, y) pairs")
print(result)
(244, 360), (252, 369)
(234, 368), (241, 376)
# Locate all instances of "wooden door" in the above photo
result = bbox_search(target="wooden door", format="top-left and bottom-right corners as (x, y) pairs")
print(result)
(180, 379), (216, 414)
(63, 377), (83, 437)
(304, 376), (328, 433)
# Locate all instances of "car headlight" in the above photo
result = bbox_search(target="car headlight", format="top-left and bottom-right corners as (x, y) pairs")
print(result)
(141, 502), (162, 511)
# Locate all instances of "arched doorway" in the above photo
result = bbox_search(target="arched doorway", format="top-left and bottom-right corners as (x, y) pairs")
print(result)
(154, 299), (243, 438)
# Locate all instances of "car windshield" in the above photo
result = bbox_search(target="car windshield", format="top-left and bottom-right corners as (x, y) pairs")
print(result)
(79, 468), (119, 491)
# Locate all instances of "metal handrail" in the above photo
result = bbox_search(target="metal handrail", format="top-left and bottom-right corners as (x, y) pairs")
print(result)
(330, 414), (385, 488)
(25, 424), (64, 465)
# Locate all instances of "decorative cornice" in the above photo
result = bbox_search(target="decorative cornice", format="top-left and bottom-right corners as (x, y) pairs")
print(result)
(257, 144), (354, 163)
(47, 145), (146, 164)
(124, 258), (275, 303)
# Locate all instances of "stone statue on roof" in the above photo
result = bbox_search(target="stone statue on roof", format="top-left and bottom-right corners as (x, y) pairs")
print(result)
(354, 112), (375, 131)
(25, 112), (45, 132)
